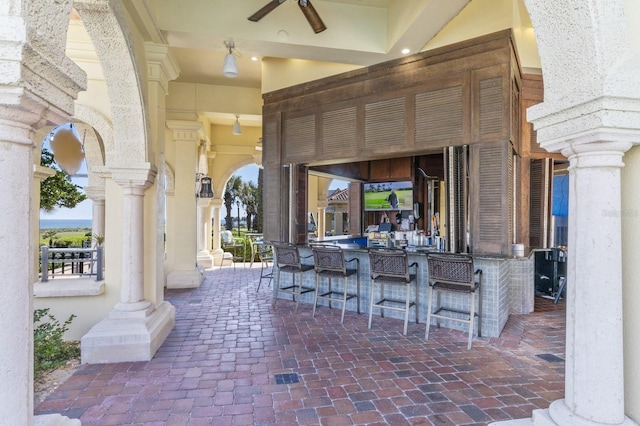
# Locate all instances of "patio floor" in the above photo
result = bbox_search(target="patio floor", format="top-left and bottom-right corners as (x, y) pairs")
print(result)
(35, 263), (566, 425)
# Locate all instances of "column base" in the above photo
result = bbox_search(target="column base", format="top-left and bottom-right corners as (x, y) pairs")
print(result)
(490, 400), (639, 426)
(197, 251), (214, 269)
(80, 301), (175, 364)
(35, 413), (81, 425)
(166, 268), (204, 289)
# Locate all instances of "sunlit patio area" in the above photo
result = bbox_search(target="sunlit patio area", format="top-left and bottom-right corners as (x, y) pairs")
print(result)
(35, 264), (565, 425)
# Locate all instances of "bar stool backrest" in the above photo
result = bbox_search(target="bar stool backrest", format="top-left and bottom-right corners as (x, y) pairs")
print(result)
(272, 241), (303, 268)
(369, 248), (411, 282)
(426, 253), (475, 287)
(311, 244), (346, 273)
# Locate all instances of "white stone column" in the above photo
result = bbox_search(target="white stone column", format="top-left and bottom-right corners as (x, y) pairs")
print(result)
(196, 197), (214, 269)
(81, 165), (175, 363)
(317, 201), (327, 238)
(542, 142), (635, 425)
(112, 178), (153, 313)
(85, 186), (106, 242)
(32, 164), (55, 282)
(0, 117), (38, 426)
(165, 120), (205, 288)
(210, 198), (224, 266)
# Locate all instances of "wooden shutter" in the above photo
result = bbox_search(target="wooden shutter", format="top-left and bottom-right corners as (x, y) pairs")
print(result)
(445, 146), (468, 253)
(294, 165), (308, 244)
(470, 141), (511, 255)
(348, 182), (362, 237)
(529, 158), (552, 248)
(262, 115), (282, 242)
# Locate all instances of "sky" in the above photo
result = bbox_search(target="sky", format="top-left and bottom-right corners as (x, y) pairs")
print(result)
(40, 161), (347, 221)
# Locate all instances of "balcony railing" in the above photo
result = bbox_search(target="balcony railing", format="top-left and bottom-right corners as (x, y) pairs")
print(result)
(40, 246), (104, 282)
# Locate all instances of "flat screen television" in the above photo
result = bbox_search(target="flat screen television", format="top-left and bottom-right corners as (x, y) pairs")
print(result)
(363, 181), (414, 211)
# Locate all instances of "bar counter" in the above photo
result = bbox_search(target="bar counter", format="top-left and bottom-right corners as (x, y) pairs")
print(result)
(272, 243), (536, 338)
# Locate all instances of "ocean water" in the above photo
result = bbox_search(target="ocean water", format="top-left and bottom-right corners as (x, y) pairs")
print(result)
(40, 219), (92, 229)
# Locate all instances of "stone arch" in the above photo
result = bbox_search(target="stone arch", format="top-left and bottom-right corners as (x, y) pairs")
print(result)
(215, 158), (260, 197)
(73, 0), (149, 164)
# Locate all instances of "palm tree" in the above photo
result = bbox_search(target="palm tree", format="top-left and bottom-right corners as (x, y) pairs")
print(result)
(239, 181), (258, 231)
(256, 168), (264, 233)
(223, 175), (243, 232)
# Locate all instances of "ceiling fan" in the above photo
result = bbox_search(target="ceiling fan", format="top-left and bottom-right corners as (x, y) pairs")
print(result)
(248, 0), (327, 34)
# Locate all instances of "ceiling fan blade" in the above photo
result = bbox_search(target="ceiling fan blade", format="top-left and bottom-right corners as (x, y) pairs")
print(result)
(248, 0), (285, 22)
(298, 0), (327, 33)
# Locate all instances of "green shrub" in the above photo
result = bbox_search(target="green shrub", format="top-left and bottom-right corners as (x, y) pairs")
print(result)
(34, 309), (80, 379)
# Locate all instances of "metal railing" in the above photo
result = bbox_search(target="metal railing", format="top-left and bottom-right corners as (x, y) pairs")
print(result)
(40, 246), (104, 282)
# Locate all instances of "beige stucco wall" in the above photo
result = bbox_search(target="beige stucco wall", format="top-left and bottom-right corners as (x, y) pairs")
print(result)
(34, 289), (119, 341)
(261, 57), (361, 94)
(424, 0), (540, 72)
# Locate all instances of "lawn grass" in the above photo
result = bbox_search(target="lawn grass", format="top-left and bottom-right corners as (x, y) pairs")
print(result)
(39, 228), (92, 247)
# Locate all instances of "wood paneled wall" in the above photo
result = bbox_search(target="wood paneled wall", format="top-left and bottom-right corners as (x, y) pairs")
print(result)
(262, 30), (554, 254)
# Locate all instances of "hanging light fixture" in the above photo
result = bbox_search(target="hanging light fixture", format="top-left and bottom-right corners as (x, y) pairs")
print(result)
(223, 40), (238, 78)
(49, 123), (85, 175)
(232, 114), (242, 135)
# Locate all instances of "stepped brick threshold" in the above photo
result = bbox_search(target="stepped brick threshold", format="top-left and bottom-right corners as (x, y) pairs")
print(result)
(36, 264), (565, 425)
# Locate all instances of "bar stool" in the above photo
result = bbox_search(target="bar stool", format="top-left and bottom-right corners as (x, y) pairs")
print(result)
(272, 241), (315, 311)
(425, 253), (482, 349)
(311, 244), (360, 324)
(368, 248), (418, 335)
(256, 242), (273, 292)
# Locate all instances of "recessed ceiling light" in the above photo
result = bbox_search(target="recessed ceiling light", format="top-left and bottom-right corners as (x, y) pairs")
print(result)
(251, 56), (258, 61)
(401, 48), (410, 55)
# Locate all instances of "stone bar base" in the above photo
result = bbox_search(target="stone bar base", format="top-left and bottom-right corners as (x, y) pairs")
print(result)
(166, 268), (204, 289)
(80, 301), (175, 363)
(35, 413), (81, 425)
(490, 400), (638, 426)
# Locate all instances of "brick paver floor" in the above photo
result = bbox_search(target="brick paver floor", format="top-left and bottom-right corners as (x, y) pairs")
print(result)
(36, 264), (565, 425)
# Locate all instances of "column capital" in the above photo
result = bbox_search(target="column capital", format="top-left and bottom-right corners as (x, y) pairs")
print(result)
(528, 95), (640, 154)
(561, 140), (632, 169)
(145, 42), (180, 95)
(197, 197), (212, 207)
(110, 162), (157, 190)
(166, 120), (203, 142)
(84, 185), (106, 201)
(210, 198), (224, 209)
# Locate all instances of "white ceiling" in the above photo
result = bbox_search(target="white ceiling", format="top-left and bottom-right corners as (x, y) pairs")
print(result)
(149, 0), (470, 88)
(71, 0), (536, 127)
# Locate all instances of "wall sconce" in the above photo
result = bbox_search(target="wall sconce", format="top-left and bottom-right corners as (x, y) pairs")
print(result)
(197, 174), (214, 198)
(232, 114), (242, 135)
(223, 40), (238, 78)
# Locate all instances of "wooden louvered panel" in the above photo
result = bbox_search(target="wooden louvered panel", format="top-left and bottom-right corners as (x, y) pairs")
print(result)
(262, 163), (283, 242)
(529, 159), (543, 247)
(284, 115), (316, 158)
(415, 86), (463, 143)
(479, 78), (503, 136)
(508, 149), (514, 246)
(264, 120), (279, 166)
(446, 146), (467, 253)
(364, 98), (405, 149)
(323, 107), (357, 156)
(348, 182), (362, 236)
(478, 144), (504, 243)
(511, 78), (520, 154)
(295, 165), (308, 243)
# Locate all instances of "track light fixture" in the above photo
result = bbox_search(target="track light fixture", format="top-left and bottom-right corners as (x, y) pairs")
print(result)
(223, 40), (238, 78)
(232, 114), (242, 135)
